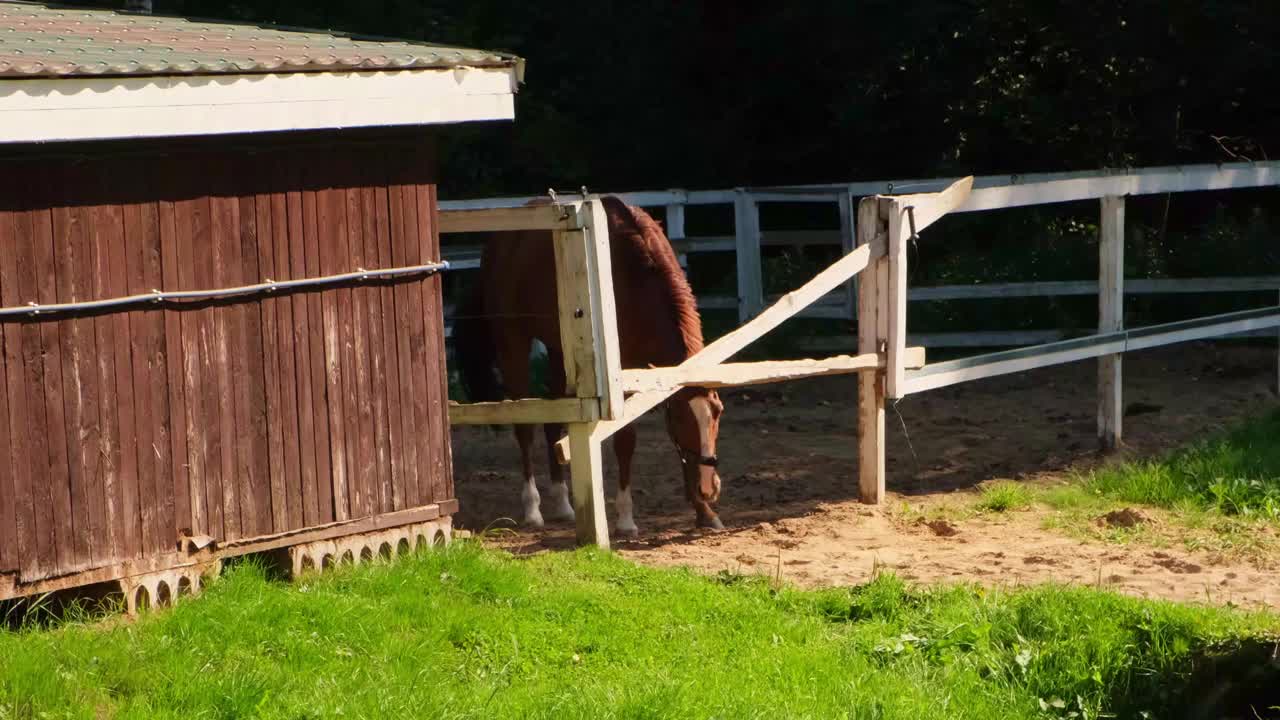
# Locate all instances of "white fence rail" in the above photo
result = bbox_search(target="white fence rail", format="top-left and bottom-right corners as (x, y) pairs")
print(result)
(440, 161), (1280, 348)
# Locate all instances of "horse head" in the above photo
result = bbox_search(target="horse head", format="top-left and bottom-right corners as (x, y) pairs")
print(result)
(664, 387), (725, 530)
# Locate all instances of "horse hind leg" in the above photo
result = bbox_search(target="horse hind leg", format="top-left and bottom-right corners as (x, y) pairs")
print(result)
(613, 425), (639, 536)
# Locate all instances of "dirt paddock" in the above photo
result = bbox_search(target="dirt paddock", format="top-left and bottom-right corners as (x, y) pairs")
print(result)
(451, 343), (1280, 608)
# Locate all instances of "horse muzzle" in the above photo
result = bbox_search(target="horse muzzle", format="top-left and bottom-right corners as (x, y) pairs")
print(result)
(700, 466), (722, 504)
(680, 451), (721, 504)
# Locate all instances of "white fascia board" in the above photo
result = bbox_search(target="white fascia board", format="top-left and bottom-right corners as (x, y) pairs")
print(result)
(0, 66), (517, 143)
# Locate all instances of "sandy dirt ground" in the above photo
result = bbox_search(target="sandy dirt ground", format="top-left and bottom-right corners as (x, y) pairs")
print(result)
(450, 344), (1280, 609)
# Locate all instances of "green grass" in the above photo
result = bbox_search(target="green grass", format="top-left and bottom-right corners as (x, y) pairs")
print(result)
(3, 543), (1279, 719)
(893, 408), (1280, 559)
(1035, 408), (1280, 556)
(975, 481), (1035, 514)
(1067, 409), (1280, 520)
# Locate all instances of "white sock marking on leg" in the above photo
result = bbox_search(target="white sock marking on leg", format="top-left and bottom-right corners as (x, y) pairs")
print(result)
(550, 482), (574, 521)
(522, 476), (544, 528)
(616, 486), (637, 535)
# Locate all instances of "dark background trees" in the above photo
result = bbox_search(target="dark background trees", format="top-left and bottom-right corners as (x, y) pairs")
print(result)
(66, 1), (1280, 335)
(67, 0), (1280, 195)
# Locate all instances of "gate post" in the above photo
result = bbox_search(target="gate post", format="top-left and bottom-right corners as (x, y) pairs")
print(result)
(1098, 195), (1125, 450)
(553, 198), (622, 547)
(856, 196), (886, 503)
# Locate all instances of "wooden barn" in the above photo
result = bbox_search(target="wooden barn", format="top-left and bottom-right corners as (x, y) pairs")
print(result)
(0, 3), (521, 607)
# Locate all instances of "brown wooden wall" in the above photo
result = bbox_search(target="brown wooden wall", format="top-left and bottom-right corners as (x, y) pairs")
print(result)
(0, 134), (452, 584)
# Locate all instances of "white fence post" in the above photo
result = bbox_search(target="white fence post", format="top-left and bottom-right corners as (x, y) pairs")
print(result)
(838, 185), (858, 322)
(734, 189), (764, 322)
(1098, 195), (1125, 450)
(666, 197), (687, 270)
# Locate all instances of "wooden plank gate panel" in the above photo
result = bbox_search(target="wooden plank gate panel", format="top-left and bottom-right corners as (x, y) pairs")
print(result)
(0, 132), (453, 589)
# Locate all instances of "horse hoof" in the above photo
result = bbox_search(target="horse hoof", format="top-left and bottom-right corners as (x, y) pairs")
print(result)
(616, 523), (639, 538)
(698, 516), (725, 531)
(524, 513), (545, 529)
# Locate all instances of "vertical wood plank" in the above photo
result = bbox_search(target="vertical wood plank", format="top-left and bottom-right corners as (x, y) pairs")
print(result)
(286, 182), (321, 528)
(884, 199), (909, 400)
(157, 166), (195, 541)
(583, 199), (624, 421)
(1098, 195), (1125, 451)
(568, 423), (609, 549)
(239, 194), (272, 537)
(135, 190), (173, 553)
(365, 180), (399, 514)
(334, 182), (363, 519)
(553, 229), (587, 397)
(415, 178), (448, 503)
(384, 167), (420, 508)
(316, 183), (350, 522)
(180, 191), (221, 539)
(122, 198), (159, 559)
(98, 187), (140, 563)
(0, 189), (20, 574)
(272, 180), (306, 532)
(346, 179), (377, 517)
(733, 190), (764, 322)
(856, 196), (886, 505)
(30, 191), (75, 573)
(51, 182), (102, 568)
(328, 166), (366, 518)
(302, 181), (335, 524)
(209, 187), (243, 540)
(431, 185), (454, 501)
(399, 172), (437, 506)
(254, 191), (288, 534)
(10, 202), (54, 577)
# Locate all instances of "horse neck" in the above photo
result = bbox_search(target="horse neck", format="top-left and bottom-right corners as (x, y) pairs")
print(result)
(620, 271), (697, 368)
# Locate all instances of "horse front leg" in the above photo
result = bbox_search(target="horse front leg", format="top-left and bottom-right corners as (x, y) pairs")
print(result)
(613, 425), (639, 536)
(497, 336), (544, 528)
(543, 423), (574, 521)
(542, 347), (574, 522)
(514, 424), (543, 528)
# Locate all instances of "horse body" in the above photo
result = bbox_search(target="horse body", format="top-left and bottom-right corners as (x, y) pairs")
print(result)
(454, 196), (724, 534)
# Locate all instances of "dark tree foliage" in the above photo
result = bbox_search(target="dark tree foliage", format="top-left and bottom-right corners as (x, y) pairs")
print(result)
(65, 0), (1280, 338)
(64, 0), (1280, 196)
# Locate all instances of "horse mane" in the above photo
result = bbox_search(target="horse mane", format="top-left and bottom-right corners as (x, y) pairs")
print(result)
(600, 196), (705, 359)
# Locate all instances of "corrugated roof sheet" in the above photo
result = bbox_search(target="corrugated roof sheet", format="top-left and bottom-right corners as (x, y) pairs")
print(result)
(0, 2), (522, 78)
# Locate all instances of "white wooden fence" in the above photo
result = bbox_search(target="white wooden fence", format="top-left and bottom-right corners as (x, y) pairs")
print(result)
(440, 161), (1280, 350)
(440, 163), (1280, 547)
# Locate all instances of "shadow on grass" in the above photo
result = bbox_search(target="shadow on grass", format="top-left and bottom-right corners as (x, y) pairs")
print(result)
(1118, 637), (1280, 720)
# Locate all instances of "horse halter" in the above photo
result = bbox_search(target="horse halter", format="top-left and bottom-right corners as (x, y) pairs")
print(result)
(678, 448), (720, 468)
(663, 399), (719, 468)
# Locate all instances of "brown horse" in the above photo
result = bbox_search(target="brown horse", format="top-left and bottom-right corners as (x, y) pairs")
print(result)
(453, 196), (725, 534)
